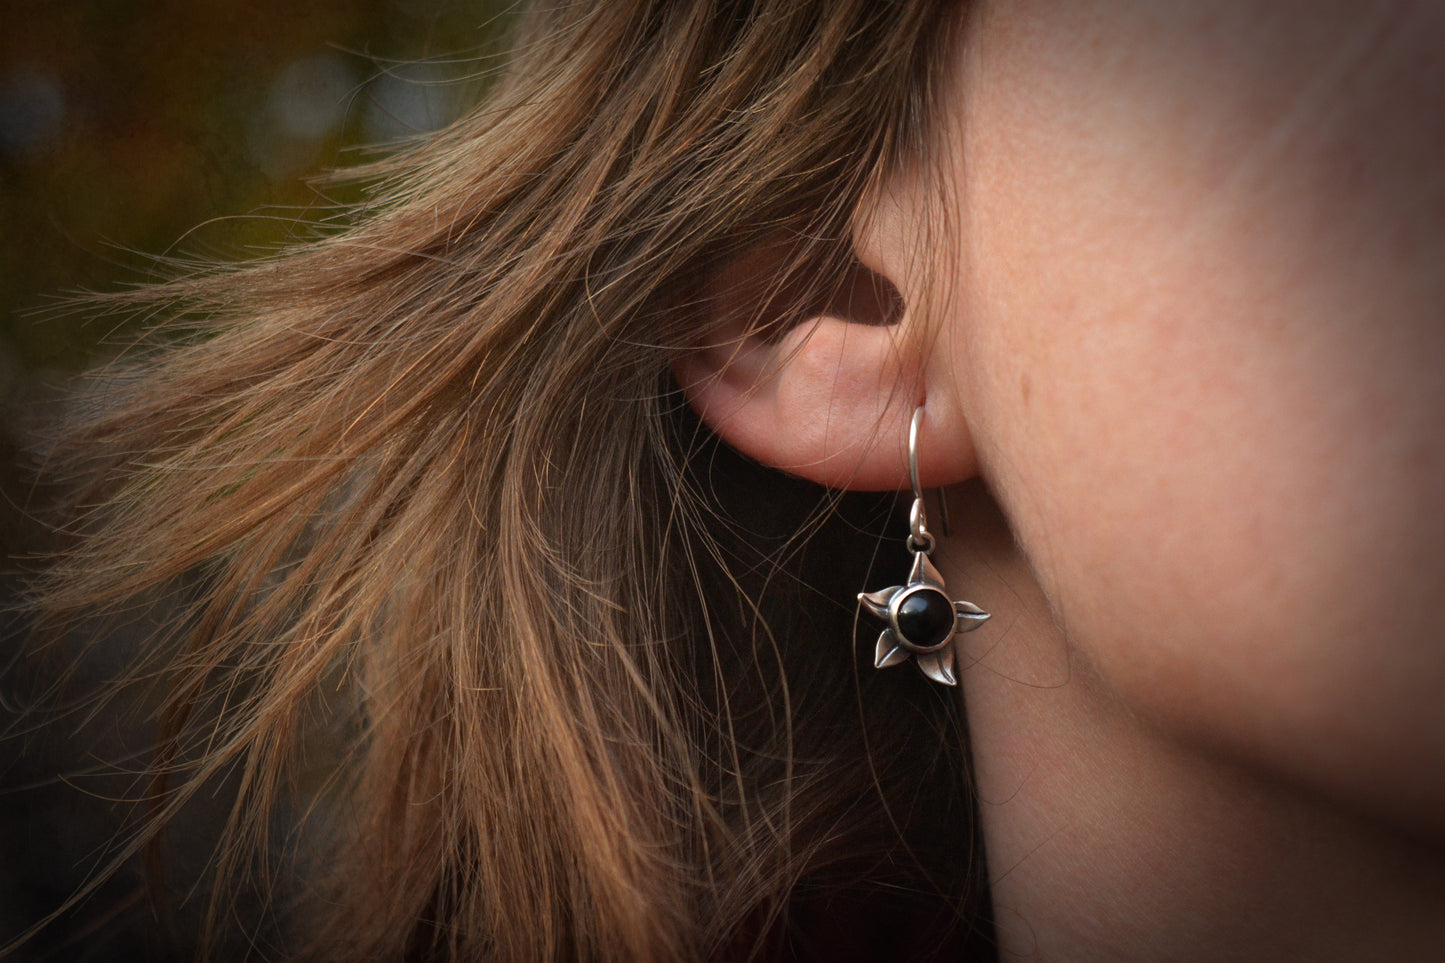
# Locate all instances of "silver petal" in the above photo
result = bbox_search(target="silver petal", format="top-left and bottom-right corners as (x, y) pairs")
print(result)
(858, 587), (901, 621)
(916, 645), (957, 686)
(954, 600), (991, 632)
(908, 551), (946, 589)
(874, 631), (911, 669)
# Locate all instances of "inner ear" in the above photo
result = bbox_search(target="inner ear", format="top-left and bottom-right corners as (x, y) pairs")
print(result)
(821, 254), (904, 331)
(814, 251), (901, 329)
(699, 233), (904, 352)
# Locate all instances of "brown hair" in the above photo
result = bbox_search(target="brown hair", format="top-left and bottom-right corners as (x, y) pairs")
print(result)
(22, 1), (985, 958)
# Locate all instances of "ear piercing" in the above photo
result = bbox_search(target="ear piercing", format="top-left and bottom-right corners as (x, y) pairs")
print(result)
(857, 407), (989, 685)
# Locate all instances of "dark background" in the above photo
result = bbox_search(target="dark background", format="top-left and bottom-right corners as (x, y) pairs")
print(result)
(1, 2), (513, 957)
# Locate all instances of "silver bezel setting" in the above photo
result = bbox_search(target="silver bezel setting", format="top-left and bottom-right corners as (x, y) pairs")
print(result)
(888, 584), (957, 654)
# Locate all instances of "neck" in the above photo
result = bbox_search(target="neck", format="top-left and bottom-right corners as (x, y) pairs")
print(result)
(936, 481), (1445, 961)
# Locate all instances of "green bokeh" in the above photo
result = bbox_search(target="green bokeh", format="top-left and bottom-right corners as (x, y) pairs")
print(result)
(0, 0), (515, 551)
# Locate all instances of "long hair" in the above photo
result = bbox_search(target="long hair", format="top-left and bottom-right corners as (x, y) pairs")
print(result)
(21, 1), (986, 959)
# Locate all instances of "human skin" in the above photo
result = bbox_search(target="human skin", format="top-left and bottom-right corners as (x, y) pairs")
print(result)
(879, 1), (1445, 958)
(680, 0), (1445, 957)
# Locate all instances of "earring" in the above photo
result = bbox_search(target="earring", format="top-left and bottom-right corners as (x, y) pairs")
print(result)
(857, 406), (989, 686)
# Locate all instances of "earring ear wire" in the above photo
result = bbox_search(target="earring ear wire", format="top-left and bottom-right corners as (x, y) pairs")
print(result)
(856, 406), (988, 685)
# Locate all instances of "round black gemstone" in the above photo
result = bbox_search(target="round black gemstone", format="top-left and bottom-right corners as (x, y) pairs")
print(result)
(894, 588), (955, 650)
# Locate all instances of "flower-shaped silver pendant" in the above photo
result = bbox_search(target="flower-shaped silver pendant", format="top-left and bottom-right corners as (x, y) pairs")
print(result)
(858, 550), (989, 686)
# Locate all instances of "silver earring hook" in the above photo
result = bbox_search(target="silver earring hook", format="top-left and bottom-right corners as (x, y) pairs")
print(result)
(908, 405), (925, 504)
(907, 406), (935, 555)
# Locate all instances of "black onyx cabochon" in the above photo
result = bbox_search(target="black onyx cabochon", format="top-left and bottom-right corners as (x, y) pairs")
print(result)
(894, 588), (955, 649)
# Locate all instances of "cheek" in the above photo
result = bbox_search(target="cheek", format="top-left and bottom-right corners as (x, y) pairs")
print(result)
(981, 303), (1362, 683)
(960, 243), (1445, 828)
(939, 0), (1445, 824)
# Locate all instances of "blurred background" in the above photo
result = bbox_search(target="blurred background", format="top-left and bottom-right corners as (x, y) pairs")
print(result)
(1, 1), (514, 957)
(1, 0), (514, 516)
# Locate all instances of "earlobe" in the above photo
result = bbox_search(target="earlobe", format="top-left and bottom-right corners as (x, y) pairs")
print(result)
(672, 311), (977, 492)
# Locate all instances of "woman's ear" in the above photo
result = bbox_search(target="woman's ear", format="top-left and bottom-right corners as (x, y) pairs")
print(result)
(671, 242), (977, 492)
